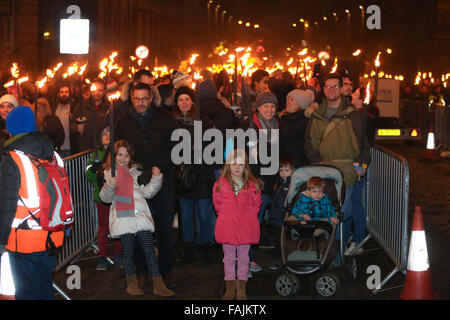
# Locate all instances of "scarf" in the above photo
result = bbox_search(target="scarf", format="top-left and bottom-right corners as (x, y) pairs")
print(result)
(175, 111), (196, 127)
(131, 106), (153, 129)
(256, 113), (279, 144)
(114, 166), (135, 218)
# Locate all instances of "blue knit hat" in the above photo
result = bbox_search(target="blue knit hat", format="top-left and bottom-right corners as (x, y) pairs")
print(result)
(6, 105), (37, 136)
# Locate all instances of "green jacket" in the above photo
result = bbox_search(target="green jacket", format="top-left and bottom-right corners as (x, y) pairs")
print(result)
(85, 148), (108, 203)
(305, 97), (370, 186)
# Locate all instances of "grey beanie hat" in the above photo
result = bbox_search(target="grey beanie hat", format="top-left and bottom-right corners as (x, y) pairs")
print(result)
(286, 89), (315, 110)
(256, 92), (278, 109)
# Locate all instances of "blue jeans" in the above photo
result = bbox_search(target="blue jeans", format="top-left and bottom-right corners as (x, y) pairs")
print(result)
(179, 198), (214, 244)
(8, 251), (57, 300)
(334, 177), (367, 264)
(249, 194), (271, 262)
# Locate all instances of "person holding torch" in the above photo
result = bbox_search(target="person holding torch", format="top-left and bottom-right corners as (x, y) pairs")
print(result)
(70, 79), (110, 153)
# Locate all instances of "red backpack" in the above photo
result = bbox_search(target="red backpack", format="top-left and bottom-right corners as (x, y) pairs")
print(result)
(18, 152), (74, 232)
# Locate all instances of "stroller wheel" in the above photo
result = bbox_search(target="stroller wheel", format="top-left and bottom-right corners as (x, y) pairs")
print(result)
(275, 273), (300, 297)
(315, 273), (340, 297)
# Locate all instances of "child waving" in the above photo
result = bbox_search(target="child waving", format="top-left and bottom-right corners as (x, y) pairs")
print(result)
(100, 140), (175, 297)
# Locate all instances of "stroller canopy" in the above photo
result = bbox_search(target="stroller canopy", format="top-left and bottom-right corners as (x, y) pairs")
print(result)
(286, 165), (344, 206)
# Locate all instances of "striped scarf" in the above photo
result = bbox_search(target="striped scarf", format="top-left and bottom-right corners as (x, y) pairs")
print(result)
(114, 166), (135, 218)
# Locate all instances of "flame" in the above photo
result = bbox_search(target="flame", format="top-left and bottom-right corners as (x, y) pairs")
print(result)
(364, 81), (371, 105)
(11, 63), (19, 78)
(298, 48), (308, 56)
(107, 91), (121, 102)
(375, 52), (381, 68)
(78, 64), (88, 76)
(330, 57), (338, 73)
(46, 62), (63, 79)
(90, 83), (97, 92)
(353, 49), (362, 56)
(18, 76), (29, 84)
(189, 54), (199, 65)
(287, 57), (294, 66)
(36, 78), (47, 89)
(193, 71), (203, 80)
(3, 80), (15, 88)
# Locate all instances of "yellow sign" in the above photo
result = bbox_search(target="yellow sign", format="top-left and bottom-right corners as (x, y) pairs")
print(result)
(378, 129), (401, 136)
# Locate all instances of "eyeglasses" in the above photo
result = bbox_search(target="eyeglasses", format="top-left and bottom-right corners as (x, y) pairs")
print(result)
(132, 97), (150, 103)
(325, 85), (340, 89)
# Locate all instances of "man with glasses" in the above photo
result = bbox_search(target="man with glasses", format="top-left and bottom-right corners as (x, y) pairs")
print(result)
(71, 78), (110, 152)
(115, 82), (178, 289)
(115, 69), (162, 121)
(304, 73), (370, 259)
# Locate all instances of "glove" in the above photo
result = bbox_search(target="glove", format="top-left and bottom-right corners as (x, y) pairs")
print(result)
(137, 169), (152, 186)
(90, 160), (101, 173)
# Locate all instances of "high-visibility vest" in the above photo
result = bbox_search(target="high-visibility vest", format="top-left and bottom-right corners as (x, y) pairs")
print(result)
(5, 150), (64, 253)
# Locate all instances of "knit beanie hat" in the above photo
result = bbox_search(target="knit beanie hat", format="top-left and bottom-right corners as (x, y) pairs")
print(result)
(6, 105), (37, 136)
(172, 71), (192, 89)
(0, 94), (19, 108)
(256, 92), (278, 109)
(175, 86), (195, 104)
(195, 80), (217, 100)
(286, 89), (315, 110)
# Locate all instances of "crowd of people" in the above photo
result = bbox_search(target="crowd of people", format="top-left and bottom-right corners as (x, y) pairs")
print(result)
(0, 64), (379, 300)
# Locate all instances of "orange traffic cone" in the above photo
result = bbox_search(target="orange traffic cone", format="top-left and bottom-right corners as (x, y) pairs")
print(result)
(420, 124), (440, 161)
(400, 206), (436, 300)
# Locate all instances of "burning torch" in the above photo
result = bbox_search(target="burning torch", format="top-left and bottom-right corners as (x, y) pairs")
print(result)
(107, 91), (121, 177)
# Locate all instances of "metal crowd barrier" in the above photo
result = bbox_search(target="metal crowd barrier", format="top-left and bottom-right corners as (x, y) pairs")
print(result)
(52, 150), (99, 300)
(360, 146), (409, 293)
(434, 105), (450, 151)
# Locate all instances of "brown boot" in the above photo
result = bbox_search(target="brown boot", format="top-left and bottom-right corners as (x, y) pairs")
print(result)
(222, 280), (236, 300)
(236, 280), (247, 300)
(126, 275), (145, 296)
(137, 273), (150, 289)
(152, 275), (175, 297)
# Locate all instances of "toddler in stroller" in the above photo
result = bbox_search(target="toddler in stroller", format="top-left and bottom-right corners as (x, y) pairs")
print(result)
(275, 164), (353, 297)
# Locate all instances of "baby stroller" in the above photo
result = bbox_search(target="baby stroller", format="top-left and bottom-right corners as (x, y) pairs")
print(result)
(275, 164), (357, 298)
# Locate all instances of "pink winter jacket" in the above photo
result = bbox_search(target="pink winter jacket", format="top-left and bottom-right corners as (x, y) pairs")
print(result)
(213, 177), (262, 245)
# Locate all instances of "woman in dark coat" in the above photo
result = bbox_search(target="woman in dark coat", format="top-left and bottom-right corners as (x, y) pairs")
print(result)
(279, 89), (315, 168)
(172, 86), (216, 265)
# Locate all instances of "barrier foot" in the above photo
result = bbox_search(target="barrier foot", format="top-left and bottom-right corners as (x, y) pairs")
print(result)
(90, 243), (114, 265)
(373, 266), (403, 294)
(53, 282), (71, 300)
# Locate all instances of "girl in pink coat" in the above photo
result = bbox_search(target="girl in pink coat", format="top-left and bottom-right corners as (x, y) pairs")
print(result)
(213, 149), (262, 300)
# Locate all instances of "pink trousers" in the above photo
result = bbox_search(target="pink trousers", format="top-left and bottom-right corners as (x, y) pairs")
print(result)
(222, 244), (250, 281)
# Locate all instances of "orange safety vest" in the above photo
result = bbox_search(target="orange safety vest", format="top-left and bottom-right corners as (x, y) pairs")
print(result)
(5, 150), (64, 253)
